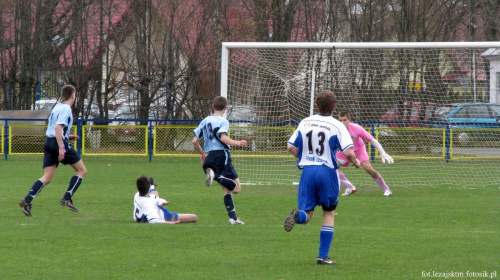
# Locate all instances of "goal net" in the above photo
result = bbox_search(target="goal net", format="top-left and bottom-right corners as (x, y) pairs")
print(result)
(221, 42), (500, 187)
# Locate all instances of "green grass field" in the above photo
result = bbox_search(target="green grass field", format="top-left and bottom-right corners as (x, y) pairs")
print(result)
(0, 156), (498, 280)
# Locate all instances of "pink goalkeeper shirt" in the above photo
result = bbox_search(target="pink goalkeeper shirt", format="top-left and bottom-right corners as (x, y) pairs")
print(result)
(346, 122), (373, 152)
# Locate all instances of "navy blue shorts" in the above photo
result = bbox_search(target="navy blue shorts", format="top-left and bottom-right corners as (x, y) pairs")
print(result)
(297, 165), (339, 212)
(203, 150), (238, 180)
(43, 138), (81, 168)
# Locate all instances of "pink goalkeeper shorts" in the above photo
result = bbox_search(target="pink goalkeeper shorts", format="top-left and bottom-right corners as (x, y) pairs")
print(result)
(336, 148), (369, 167)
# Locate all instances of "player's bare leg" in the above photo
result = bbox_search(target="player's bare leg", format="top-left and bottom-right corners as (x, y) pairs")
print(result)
(40, 165), (57, 185)
(177, 214), (198, 223)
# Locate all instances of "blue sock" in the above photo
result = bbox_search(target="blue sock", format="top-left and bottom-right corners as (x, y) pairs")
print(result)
(25, 180), (45, 203)
(318, 226), (334, 259)
(216, 174), (236, 191)
(224, 194), (237, 220)
(296, 210), (308, 224)
(64, 175), (83, 200)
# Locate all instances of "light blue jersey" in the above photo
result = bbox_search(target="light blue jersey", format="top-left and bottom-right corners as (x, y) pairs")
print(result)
(193, 115), (230, 152)
(46, 102), (73, 141)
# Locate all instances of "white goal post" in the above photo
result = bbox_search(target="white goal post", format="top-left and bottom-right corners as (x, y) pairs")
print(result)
(221, 42), (500, 187)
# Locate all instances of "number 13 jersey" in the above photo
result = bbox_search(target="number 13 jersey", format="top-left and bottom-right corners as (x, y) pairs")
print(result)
(288, 114), (353, 170)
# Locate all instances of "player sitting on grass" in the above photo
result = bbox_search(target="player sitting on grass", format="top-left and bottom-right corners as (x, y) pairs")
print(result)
(133, 176), (197, 224)
(335, 111), (394, 197)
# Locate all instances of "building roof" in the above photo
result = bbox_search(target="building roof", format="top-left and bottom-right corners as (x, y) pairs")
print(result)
(481, 48), (500, 58)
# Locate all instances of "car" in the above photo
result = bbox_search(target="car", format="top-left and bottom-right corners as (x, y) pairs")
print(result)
(433, 102), (500, 144)
(433, 103), (500, 126)
(33, 98), (57, 110)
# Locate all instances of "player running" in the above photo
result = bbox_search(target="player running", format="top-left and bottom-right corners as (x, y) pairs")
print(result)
(284, 90), (360, 265)
(19, 85), (87, 216)
(192, 96), (247, 225)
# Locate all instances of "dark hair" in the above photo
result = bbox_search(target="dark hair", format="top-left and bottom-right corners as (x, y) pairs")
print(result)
(338, 111), (351, 119)
(60, 85), (76, 101)
(316, 90), (337, 115)
(213, 96), (228, 111)
(136, 175), (151, 196)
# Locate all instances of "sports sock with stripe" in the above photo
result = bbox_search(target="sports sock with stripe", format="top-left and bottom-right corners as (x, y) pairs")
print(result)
(64, 175), (83, 200)
(215, 174), (236, 191)
(318, 226), (334, 259)
(224, 194), (238, 220)
(25, 180), (45, 203)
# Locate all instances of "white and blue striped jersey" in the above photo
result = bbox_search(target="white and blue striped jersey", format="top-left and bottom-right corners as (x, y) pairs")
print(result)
(46, 102), (73, 141)
(288, 114), (353, 169)
(192, 115), (230, 152)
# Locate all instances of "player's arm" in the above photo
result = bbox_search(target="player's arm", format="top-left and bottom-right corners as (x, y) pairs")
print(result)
(287, 144), (299, 158)
(220, 133), (247, 147)
(156, 197), (169, 206)
(55, 124), (65, 161)
(343, 147), (360, 168)
(149, 191), (169, 206)
(192, 136), (206, 163)
(369, 139), (394, 164)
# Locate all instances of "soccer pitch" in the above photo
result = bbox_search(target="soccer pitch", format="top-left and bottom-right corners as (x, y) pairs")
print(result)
(0, 156), (498, 279)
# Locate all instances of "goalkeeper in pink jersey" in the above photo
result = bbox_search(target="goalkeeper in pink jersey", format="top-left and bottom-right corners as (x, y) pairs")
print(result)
(335, 111), (394, 196)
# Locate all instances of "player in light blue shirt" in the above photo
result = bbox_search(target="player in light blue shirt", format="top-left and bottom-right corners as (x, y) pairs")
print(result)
(284, 90), (360, 265)
(45, 102), (73, 140)
(19, 85), (88, 216)
(192, 96), (248, 225)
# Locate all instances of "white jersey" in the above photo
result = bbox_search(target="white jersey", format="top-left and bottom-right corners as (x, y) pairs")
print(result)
(133, 192), (165, 224)
(288, 114), (353, 169)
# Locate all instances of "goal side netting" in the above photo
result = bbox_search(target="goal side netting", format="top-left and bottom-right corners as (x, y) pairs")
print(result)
(221, 42), (500, 187)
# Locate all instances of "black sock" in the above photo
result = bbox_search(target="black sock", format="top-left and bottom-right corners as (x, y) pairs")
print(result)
(64, 175), (83, 200)
(216, 174), (236, 191)
(224, 194), (237, 220)
(25, 180), (45, 203)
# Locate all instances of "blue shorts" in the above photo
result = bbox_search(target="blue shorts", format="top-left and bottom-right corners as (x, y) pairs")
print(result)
(203, 150), (238, 179)
(43, 138), (81, 168)
(297, 165), (339, 211)
(159, 206), (179, 221)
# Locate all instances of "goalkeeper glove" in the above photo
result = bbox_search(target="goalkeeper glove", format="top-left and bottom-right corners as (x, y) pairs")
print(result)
(381, 154), (394, 164)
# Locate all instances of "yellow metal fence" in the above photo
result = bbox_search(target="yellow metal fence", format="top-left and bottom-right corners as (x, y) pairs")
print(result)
(2, 121), (499, 161)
